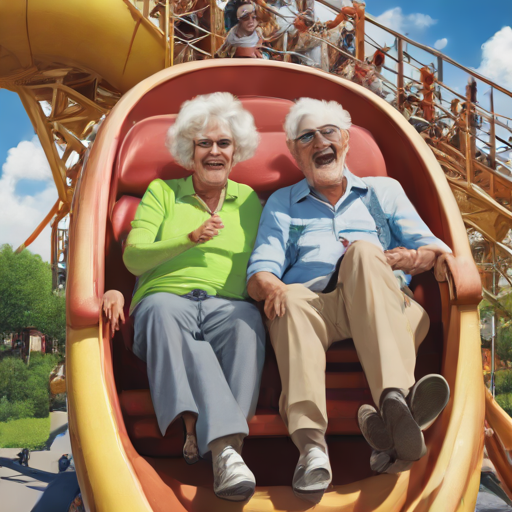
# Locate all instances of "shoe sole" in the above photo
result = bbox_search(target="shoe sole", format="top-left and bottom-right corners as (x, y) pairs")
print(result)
(293, 487), (327, 504)
(358, 404), (393, 452)
(409, 374), (450, 430)
(215, 481), (255, 502)
(293, 467), (330, 504)
(293, 485), (329, 505)
(381, 392), (425, 462)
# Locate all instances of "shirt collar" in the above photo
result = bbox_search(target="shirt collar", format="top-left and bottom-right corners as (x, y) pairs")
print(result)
(290, 167), (368, 205)
(344, 168), (368, 193)
(176, 175), (239, 201)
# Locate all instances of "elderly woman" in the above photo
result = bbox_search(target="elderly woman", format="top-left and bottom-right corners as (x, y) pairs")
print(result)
(103, 92), (265, 502)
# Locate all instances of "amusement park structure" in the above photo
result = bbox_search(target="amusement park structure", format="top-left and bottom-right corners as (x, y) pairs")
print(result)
(1, 1), (512, 511)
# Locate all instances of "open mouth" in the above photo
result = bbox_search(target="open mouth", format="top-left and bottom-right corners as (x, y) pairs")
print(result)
(204, 161), (225, 170)
(313, 148), (336, 167)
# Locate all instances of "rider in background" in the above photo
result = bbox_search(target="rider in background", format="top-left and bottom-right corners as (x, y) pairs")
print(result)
(217, 3), (264, 58)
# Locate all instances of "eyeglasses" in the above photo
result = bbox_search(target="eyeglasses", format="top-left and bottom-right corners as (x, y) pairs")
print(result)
(294, 125), (342, 145)
(195, 139), (233, 149)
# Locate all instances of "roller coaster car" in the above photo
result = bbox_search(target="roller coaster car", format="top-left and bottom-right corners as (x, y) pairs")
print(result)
(66, 60), (484, 512)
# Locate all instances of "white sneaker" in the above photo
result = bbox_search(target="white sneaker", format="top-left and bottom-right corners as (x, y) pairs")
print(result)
(213, 446), (256, 502)
(292, 447), (332, 503)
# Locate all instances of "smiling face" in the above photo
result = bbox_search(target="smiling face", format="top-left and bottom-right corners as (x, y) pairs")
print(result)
(238, 12), (258, 35)
(192, 121), (235, 191)
(287, 113), (349, 191)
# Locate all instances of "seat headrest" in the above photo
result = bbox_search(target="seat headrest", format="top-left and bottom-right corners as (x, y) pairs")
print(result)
(114, 96), (387, 199)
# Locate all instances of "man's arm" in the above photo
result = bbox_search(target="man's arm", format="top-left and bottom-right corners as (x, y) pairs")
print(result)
(247, 192), (292, 319)
(247, 271), (288, 320)
(381, 179), (451, 275)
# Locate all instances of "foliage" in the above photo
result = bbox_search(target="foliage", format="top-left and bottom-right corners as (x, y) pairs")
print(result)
(0, 244), (66, 342)
(497, 326), (512, 364)
(31, 387), (50, 418)
(495, 370), (512, 395)
(0, 417), (50, 450)
(496, 393), (512, 418)
(479, 299), (494, 322)
(0, 353), (61, 422)
(479, 298), (512, 363)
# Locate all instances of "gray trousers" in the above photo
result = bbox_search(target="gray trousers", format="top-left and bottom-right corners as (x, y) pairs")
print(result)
(133, 292), (265, 456)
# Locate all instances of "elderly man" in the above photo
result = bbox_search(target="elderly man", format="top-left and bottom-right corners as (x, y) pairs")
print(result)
(247, 97), (451, 501)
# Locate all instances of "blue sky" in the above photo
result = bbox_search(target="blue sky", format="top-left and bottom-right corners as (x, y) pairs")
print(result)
(0, 0), (511, 260)
(366, 0), (512, 68)
(0, 92), (34, 170)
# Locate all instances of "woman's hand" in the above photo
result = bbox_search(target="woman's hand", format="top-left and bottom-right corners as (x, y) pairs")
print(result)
(189, 214), (224, 243)
(384, 247), (436, 275)
(102, 290), (125, 336)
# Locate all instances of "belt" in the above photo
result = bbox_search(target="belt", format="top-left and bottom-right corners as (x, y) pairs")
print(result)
(182, 289), (210, 326)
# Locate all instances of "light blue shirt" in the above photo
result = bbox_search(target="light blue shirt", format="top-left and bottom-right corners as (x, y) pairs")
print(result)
(247, 169), (452, 291)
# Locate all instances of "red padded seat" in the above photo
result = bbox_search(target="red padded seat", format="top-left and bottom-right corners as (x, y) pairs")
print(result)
(106, 96), (441, 457)
(113, 97), (387, 201)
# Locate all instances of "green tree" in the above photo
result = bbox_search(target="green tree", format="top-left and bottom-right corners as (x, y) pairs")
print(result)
(0, 353), (62, 422)
(0, 244), (66, 342)
(0, 358), (30, 402)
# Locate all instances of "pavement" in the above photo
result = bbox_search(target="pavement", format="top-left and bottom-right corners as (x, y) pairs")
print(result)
(0, 411), (511, 511)
(0, 412), (70, 512)
(476, 490), (512, 512)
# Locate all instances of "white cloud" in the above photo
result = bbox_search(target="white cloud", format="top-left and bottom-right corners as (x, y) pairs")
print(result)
(476, 26), (512, 89)
(365, 7), (437, 57)
(434, 38), (448, 50)
(0, 137), (58, 261)
(474, 27), (512, 149)
(375, 7), (436, 34)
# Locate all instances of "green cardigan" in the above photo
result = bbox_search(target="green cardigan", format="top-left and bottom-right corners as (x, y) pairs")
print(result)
(123, 176), (262, 313)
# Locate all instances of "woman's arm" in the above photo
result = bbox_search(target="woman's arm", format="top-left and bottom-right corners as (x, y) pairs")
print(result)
(123, 231), (195, 277)
(123, 181), (192, 276)
(123, 180), (224, 276)
(124, 215), (224, 276)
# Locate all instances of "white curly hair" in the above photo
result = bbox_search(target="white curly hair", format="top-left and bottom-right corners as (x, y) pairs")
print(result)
(284, 98), (352, 140)
(166, 92), (259, 170)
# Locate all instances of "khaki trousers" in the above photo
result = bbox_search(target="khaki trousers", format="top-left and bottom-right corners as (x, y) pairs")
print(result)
(268, 240), (430, 435)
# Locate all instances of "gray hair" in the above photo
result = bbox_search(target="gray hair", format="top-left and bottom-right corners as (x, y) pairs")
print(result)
(284, 98), (352, 140)
(166, 92), (259, 170)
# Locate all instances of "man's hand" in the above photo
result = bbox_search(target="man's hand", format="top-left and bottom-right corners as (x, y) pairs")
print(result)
(189, 214), (224, 243)
(247, 271), (288, 321)
(264, 282), (288, 321)
(384, 246), (436, 275)
(102, 290), (126, 336)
